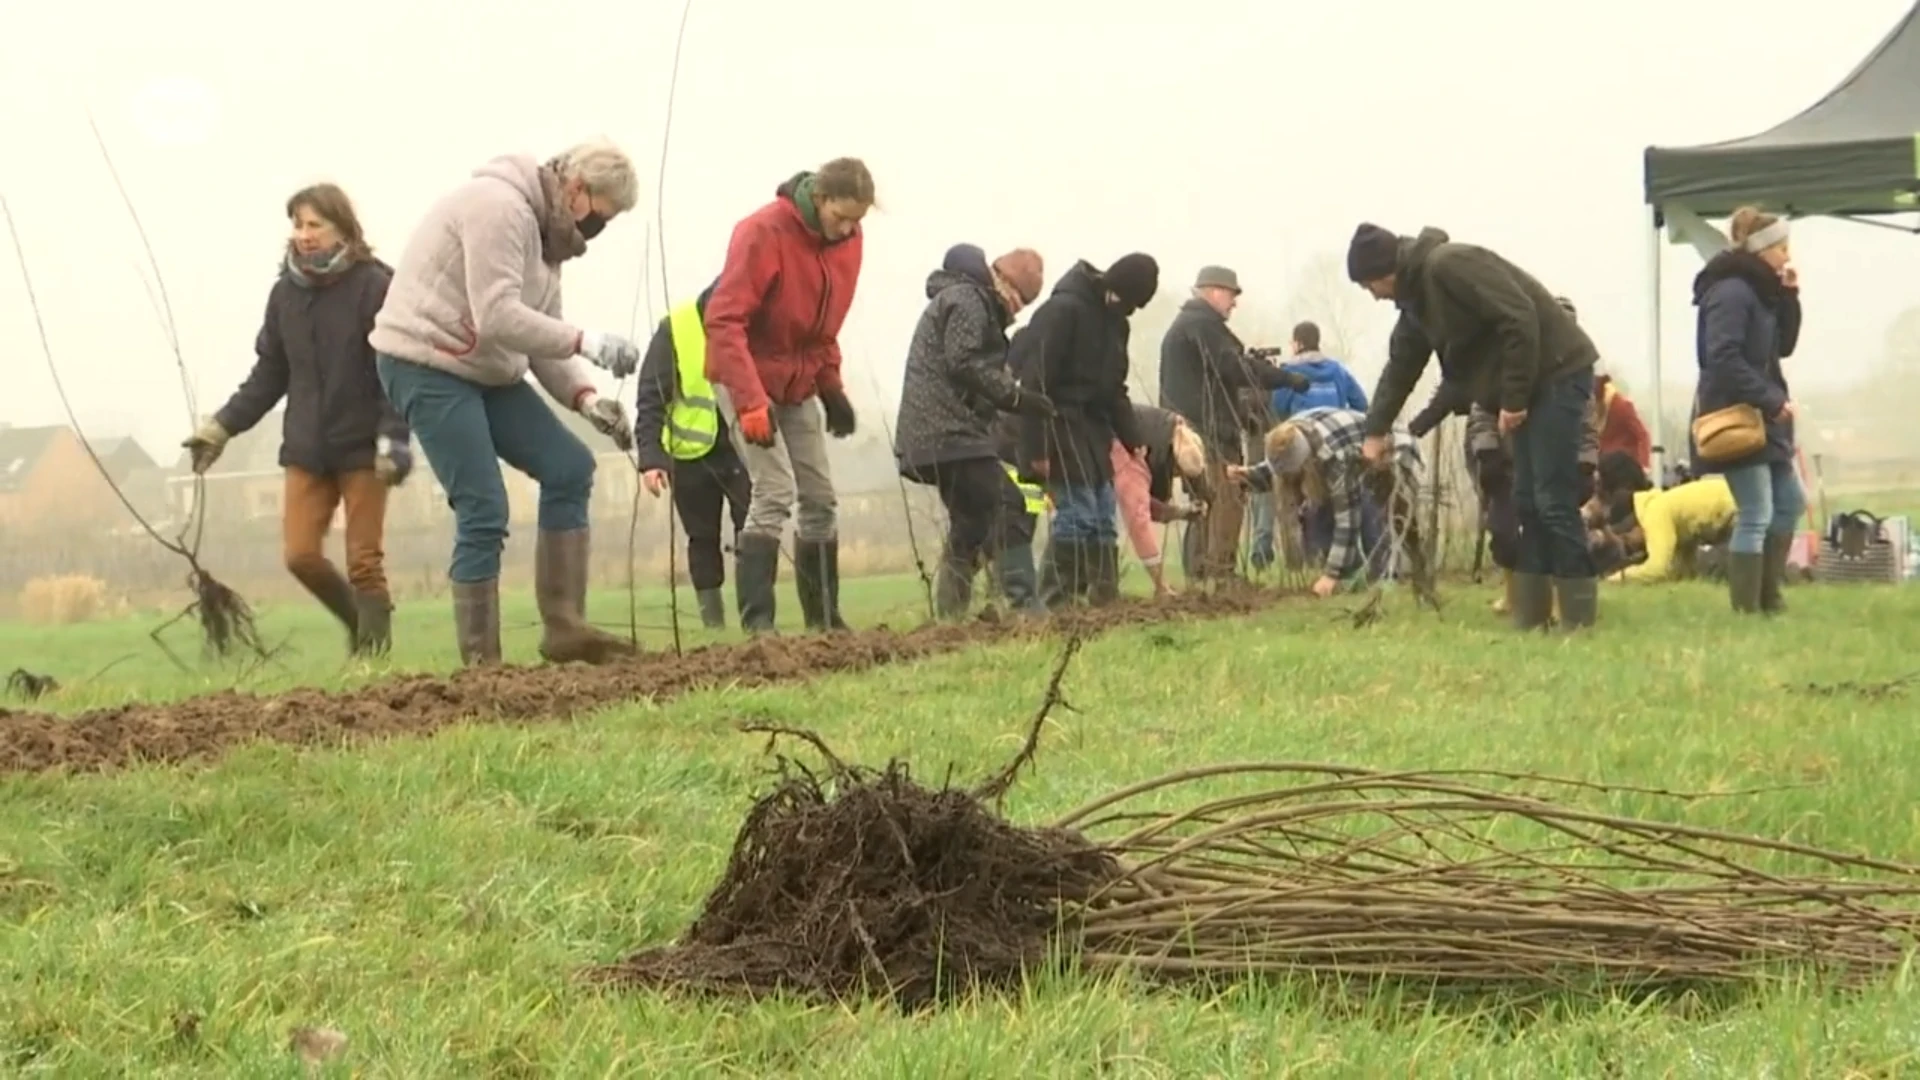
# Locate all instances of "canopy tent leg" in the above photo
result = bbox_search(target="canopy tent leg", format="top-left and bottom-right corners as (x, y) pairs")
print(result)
(1645, 204), (1667, 485)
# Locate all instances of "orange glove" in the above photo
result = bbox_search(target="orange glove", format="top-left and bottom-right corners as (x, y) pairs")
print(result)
(738, 405), (776, 447)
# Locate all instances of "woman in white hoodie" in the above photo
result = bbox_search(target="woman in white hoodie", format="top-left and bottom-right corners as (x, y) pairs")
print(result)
(370, 140), (643, 667)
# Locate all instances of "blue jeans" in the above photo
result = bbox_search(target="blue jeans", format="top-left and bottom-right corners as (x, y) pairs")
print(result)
(1513, 367), (1596, 579)
(1249, 494), (1276, 568)
(376, 356), (597, 582)
(1048, 482), (1118, 543)
(1723, 460), (1805, 555)
(1303, 497), (1388, 578)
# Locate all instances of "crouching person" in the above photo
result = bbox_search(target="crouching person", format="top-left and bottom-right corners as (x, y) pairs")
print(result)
(185, 183), (407, 656)
(1600, 452), (1736, 584)
(369, 141), (643, 666)
(1229, 407), (1424, 599)
(632, 281), (755, 629)
(1109, 404), (1209, 600)
(894, 243), (1054, 620)
(704, 158), (875, 634)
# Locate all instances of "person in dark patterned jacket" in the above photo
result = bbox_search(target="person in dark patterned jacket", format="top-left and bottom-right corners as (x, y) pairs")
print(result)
(1229, 407), (1423, 599)
(894, 244), (1055, 619)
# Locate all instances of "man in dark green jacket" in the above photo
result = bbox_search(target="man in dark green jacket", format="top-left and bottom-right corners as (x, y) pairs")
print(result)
(1346, 223), (1600, 631)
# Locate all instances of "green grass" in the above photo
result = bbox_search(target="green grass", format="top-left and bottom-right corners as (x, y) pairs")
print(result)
(6, 574), (1920, 1075)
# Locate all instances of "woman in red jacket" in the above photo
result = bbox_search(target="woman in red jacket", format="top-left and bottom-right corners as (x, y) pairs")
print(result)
(703, 157), (874, 634)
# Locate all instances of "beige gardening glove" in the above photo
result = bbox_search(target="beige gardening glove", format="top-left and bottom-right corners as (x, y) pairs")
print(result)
(578, 391), (634, 452)
(181, 419), (230, 474)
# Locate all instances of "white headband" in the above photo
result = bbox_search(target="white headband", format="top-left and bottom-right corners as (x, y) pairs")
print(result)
(1743, 219), (1790, 253)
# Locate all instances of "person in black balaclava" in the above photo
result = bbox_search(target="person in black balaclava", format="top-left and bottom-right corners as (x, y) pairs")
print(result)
(1012, 252), (1160, 606)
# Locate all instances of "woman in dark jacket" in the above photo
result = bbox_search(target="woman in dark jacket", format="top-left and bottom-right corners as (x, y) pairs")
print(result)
(894, 244), (1054, 620)
(1013, 254), (1160, 604)
(1689, 205), (1804, 615)
(182, 184), (409, 656)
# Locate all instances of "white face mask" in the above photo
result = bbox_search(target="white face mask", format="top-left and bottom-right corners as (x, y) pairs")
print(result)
(1171, 423), (1206, 478)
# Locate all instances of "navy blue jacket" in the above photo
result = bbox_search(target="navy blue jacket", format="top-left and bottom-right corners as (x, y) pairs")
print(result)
(1689, 250), (1801, 473)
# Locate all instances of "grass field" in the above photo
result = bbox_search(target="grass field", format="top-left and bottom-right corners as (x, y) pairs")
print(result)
(5, 573), (1920, 1076)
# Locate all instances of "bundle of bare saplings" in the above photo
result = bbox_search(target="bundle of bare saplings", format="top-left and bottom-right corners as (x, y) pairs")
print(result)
(592, 720), (1920, 1009)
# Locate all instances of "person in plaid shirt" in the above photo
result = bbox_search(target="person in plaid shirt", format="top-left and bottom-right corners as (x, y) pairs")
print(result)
(1228, 406), (1423, 598)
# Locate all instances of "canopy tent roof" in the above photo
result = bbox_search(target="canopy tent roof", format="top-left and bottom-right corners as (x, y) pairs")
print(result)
(1644, 2), (1920, 221)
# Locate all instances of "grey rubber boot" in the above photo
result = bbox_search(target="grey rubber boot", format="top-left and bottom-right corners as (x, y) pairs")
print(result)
(353, 591), (393, 656)
(1510, 572), (1554, 631)
(996, 544), (1044, 614)
(695, 588), (726, 629)
(451, 578), (502, 666)
(933, 550), (974, 621)
(1552, 576), (1598, 631)
(793, 538), (851, 631)
(1087, 542), (1122, 606)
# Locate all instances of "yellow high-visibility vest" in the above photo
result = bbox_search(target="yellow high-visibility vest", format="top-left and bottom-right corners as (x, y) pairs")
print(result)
(662, 301), (720, 461)
(1003, 462), (1046, 516)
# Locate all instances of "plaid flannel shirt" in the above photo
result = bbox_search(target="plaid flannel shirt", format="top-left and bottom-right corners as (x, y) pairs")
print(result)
(1248, 407), (1422, 579)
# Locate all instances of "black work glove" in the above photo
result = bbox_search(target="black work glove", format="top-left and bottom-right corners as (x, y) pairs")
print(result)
(818, 385), (856, 438)
(1279, 368), (1312, 393)
(1011, 387), (1057, 418)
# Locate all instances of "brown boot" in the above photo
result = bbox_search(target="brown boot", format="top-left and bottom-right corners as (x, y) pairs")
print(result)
(452, 579), (502, 666)
(290, 559), (360, 651)
(535, 528), (638, 664)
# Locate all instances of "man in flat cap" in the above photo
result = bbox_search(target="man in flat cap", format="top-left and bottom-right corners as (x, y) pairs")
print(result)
(1157, 265), (1308, 582)
(1344, 223), (1601, 631)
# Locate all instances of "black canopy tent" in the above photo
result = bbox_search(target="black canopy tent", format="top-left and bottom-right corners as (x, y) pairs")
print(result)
(1636, 1), (1920, 476)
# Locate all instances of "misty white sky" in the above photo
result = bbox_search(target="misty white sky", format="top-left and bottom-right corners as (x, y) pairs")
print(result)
(1, 0), (1914, 463)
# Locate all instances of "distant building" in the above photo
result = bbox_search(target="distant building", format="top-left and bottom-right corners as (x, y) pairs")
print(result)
(0, 422), (163, 533)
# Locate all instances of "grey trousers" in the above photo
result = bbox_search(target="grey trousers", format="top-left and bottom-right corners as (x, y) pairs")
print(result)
(715, 385), (838, 542)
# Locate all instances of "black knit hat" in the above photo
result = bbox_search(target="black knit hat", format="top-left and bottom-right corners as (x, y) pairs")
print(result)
(1345, 223), (1400, 283)
(1104, 252), (1159, 311)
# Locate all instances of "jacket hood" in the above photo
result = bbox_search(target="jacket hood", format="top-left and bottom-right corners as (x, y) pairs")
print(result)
(924, 266), (987, 300)
(1394, 226), (1451, 302)
(471, 153), (547, 217)
(1052, 259), (1107, 304)
(1288, 357), (1346, 380)
(1691, 248), (1785, 307)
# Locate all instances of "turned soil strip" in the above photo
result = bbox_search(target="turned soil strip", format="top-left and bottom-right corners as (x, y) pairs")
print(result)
(0, 591), (1277, 777)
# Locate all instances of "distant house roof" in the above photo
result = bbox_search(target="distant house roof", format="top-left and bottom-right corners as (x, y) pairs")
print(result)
(0, 425), (62, 492)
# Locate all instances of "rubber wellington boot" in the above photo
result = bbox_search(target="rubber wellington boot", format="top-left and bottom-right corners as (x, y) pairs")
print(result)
(1086, 542), (1122, 606)
(1510, 572), (1554, 631)
(933, 549), (974, 621)
(534, 528), (638, 664)
(451, 578), (502, 666)
(353, 591), (394, 656)
(1760, 531), (1792, 615)
(1552, 576), (1598, 631)
(1726, 551), (1763, 614)
(794, 538), (851, 631)
(695, 588), (726, 629)
(734, 533), (781, 635)
(996, 544), (1044, 615)
(291, 560), (361, 652)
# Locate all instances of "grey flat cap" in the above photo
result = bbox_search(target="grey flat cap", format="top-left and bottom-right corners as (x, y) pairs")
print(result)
(1194, 265), (1240, 293)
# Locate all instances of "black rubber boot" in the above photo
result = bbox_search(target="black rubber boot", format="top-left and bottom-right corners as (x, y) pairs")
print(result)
(933, 548), (974, 621)
(1087, 542), (1122, 606)
(1552, 576), (1598, 631)
(1510, 572), (1553, 631)
(1038, 538), (1078, 611)
(352, 591), (393, 656)
(794, 538), (851, 632)
(1727, 551), (1763, 614)
(1760, 531), (1792, 615)
(734, 533), (781, 634)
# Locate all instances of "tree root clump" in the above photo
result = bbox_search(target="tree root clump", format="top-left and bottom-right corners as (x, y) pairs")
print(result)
(589, 743), (1118, 1009)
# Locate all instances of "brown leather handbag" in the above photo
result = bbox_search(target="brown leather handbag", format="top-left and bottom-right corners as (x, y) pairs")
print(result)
(1691, 402), (1767, 465)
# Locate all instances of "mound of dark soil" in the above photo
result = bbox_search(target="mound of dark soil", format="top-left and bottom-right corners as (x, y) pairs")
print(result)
(588, 758), (1119, 1008)
(0, 590), (1275, 777)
